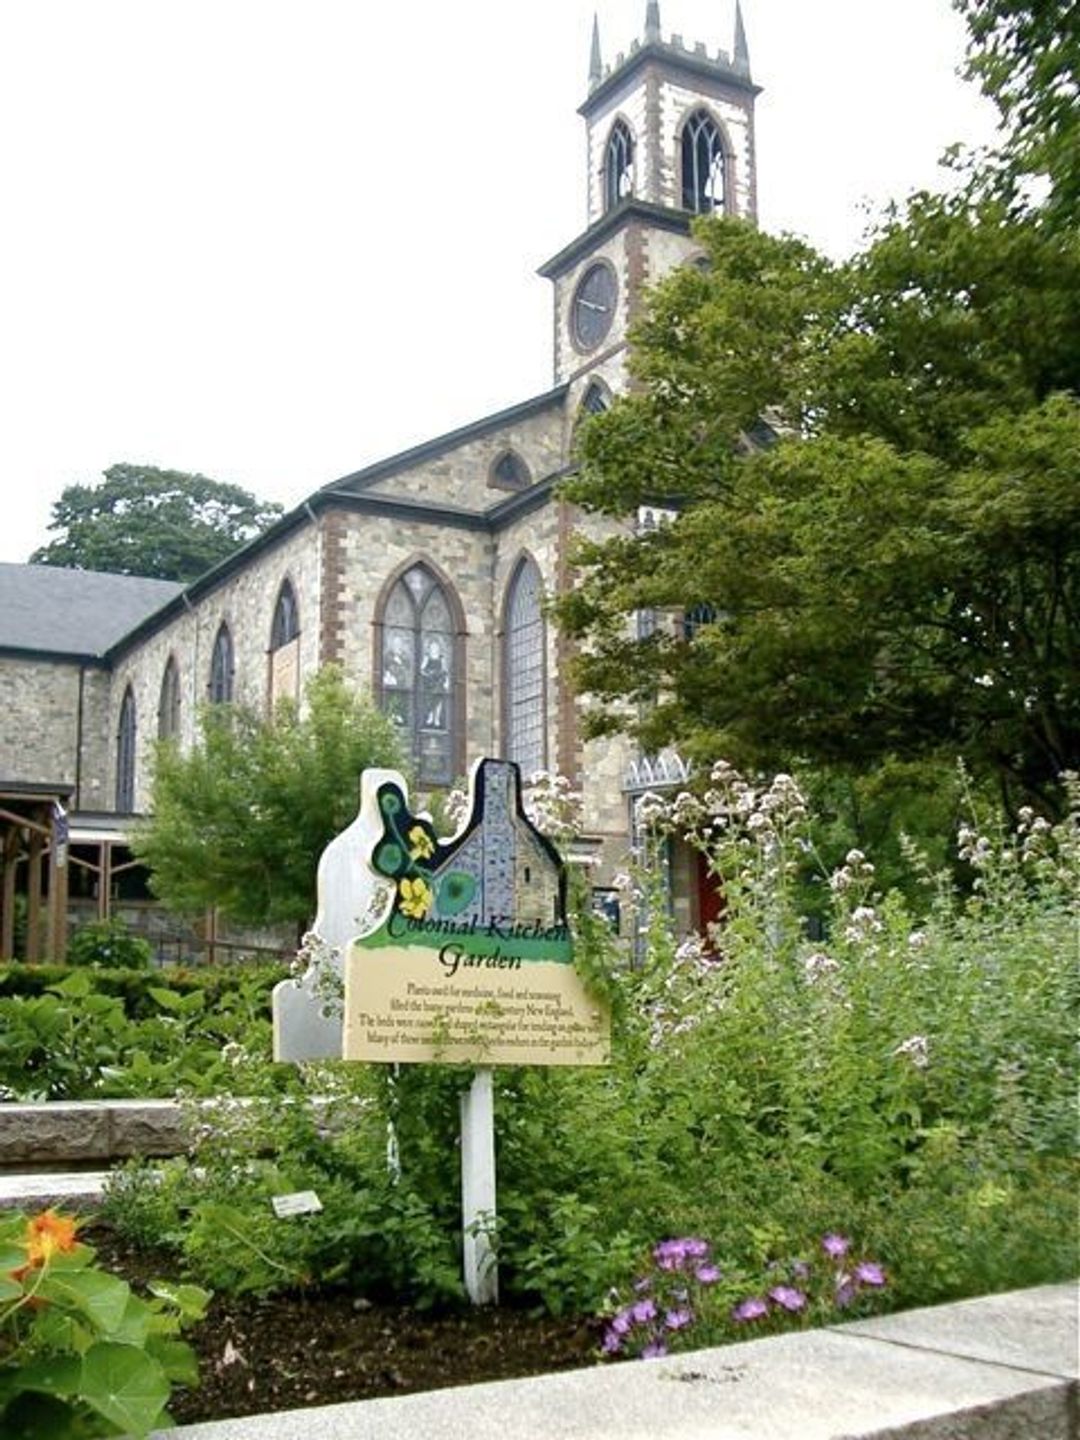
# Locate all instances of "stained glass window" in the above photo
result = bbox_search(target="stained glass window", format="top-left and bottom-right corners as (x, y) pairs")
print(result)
(209, 623), (234, 703)
(379, 565), (457, 784)
(271, 580), (299, 648)
(505, 557), (545, 778)
(116, 686), (137, 813)
(158, 656), (181, 741)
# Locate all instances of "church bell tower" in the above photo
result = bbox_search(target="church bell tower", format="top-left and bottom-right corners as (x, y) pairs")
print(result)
(539, 2), (760, 407)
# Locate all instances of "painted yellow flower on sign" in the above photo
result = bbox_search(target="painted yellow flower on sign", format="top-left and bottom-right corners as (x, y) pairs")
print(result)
(399, 876), (432, 919)
(407, 825), (435, 861)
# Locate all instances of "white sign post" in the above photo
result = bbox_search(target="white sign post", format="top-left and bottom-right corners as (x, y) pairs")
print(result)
(460, 1067), (498, 1304)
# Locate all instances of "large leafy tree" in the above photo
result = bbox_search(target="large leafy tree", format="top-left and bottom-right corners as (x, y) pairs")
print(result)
(134, 668), (403, 931)
(31, 464), (284, 582)
(954, 0), (1079, 228)
(558, 200), (1080, 814)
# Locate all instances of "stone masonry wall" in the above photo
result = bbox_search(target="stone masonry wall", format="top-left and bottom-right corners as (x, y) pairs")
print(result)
(108, 522), (322, 813)
(0, 659), (111, 811)
(362, 404), (566, 510)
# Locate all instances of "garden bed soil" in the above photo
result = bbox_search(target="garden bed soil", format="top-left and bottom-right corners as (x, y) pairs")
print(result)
(88, 1226), (602, 1427)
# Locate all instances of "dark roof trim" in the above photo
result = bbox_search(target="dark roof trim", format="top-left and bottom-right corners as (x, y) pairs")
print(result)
(0, 781), (75, 800)
(538, 201), (692, 279)
(325, 385), (570, 495)
(580, 40), (759, 119)
(0, 645), (108, 668)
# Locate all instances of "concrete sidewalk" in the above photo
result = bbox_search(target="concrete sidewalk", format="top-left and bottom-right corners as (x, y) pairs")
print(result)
(157, 1281), (1078, 1439)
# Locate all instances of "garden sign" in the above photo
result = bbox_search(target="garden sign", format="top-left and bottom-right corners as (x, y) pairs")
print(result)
(273, 758), (610, 1302)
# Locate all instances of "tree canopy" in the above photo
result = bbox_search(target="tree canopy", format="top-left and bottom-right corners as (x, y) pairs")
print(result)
(954, 0), (1079, 228)
(133, 668), (403, 930)
(31, 464), (284, 582)
(557, 196), (1080, 814)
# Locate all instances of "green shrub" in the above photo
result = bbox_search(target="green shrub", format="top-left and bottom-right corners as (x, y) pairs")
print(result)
(66, 918), (152, 969)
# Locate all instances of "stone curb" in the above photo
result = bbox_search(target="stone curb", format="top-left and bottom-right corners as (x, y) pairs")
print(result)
(155, 1282), (1078, 1440)
(0, 1096), (345, 1167)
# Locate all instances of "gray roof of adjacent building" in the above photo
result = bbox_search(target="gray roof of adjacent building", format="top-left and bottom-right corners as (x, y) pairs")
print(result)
(0, 564), (183, 661)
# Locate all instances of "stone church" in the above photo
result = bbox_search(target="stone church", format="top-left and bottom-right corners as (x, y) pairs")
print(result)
(0, 2), (759, 961)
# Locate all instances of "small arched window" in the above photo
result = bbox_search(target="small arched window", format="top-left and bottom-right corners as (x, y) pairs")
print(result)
(158, 656), (181, 741)
(271, 580), (299, 649)
(683, 602), (719, 641)
(604, 119), (634, 211)
(209, 623), (234, 703)
(581, 381), (610, 416)
(681, 109), (727, 214)
(503, 557), (546, 777)
(379, 565), (459, 784)
(489, 450), (531, 492)
(116, 686), (137, 812)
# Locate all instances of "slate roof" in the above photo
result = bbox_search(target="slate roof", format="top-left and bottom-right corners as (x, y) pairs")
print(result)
(0, 564), (183, 660)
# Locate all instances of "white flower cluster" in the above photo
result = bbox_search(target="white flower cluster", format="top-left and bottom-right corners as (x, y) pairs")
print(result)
(803, 950), (840, 982)
(522, 770), (583, 841)
(828, 849), (876, 895)
(893, 1034), (930, 1069)
(843, 905), (883, 944)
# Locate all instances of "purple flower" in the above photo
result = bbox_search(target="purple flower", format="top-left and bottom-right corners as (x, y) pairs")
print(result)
(834, 1280), (857, 1309)
(631, 1298), (658, 1324)
(732, 1296), (768, 1322)
(768, 1285), (807, 1313)
(664, 1307), (693, 1331)
(641, 1341), (668, 1360)
(822, 1233), (851, 1259)
(682, 1238), (710, 1260)
(653, 1240), (687, 1270)
(601, 1328), (623, 1354)
(610, 1309), (633, 1335)
(791, 1260), (811, 1281)
(695, 1264), (721, 1284)
(855, 1261), (886, 1288)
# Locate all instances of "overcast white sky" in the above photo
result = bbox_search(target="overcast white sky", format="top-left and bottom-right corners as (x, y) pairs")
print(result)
(0, 0), (999, 566)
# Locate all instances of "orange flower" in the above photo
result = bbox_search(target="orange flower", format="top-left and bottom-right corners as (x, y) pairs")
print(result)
(23, 1210), (79, 1267)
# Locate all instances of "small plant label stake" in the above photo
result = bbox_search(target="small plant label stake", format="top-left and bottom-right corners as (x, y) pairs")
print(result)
(274, 758), (610, 1305)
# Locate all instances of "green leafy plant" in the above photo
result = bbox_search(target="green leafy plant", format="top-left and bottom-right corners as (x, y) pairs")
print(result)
(0, 1209), (208, 1437)
(65, 919), (152, 970)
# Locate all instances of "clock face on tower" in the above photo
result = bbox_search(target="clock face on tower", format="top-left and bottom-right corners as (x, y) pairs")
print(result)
(571, 261), (617, 351)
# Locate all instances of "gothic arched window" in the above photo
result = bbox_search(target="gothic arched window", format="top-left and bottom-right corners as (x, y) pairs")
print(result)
(270, 580), (299, 649)
(158, 656), (181, 741)
(604, 119), (634, 211)
(489, 450), (531, 492)
(681, 109), (727, 214)
(503, 557), (546, 778)
(683, 602), (719, 641)
(379, 565), (459, 784)
(209, 623), (234, 703)
(581, 380), (610, 416)
(116, 686), (137, 813)
(269, 580), (300, 706)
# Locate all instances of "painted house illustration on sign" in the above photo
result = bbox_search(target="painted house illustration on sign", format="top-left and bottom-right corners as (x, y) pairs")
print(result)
(426, 760), (564, 932)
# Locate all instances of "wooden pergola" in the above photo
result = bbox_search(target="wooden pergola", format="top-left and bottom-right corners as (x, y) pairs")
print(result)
(0, 782), (73, 962)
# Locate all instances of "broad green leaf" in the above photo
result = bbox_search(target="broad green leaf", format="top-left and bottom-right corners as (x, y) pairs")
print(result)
(80, 1341), (170, 1437)
(9, 1354), (80, 1399)
(148, 987), (185, 1013)
(0, 1390), (83, 1440)
(39, 1267), (131, 1333)
(147, 1335), (200, 1386)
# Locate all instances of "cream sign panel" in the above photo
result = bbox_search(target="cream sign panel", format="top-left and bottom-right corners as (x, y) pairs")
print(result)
(343, 760), (610, 1066)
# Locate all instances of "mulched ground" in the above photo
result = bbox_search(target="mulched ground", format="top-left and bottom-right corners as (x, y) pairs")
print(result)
(87, 1226), (603, 1426)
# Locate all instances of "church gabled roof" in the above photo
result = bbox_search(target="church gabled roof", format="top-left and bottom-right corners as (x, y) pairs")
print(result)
(322, 384), (569, 497)
(0, 564), (183, 661)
